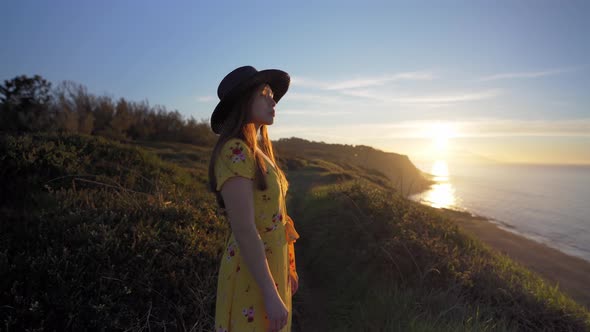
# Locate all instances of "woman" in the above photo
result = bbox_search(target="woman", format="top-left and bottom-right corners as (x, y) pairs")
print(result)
(208, 66), (300, 332)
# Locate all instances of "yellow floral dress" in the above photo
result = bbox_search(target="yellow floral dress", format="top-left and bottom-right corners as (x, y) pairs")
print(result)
(214, 138), (300, 332)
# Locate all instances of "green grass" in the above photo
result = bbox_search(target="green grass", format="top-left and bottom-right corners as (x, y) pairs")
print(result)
(1, 132), (588, 331)
(1, 132), (229, 331)
(290, 179), (590, 331)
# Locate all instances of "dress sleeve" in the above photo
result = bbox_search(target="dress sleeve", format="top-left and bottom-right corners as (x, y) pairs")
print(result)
(215, 138), (256, 192)
(285, 214), (300, 280)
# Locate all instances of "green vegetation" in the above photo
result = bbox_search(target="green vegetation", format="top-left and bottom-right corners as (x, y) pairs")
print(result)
(1, 131), (588, 331)
(1, 74), (217, 145)
(290, 178), (590, 331)
(1, 132), (227, 331)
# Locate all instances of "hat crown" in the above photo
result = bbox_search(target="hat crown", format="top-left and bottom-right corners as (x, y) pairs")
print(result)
(217, 66), (259, 100)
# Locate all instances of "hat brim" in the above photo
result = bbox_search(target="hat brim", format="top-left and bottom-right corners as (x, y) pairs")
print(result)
(211, 69), (290, 134)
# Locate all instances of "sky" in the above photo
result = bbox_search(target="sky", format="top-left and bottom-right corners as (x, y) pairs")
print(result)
(2, 0), (590, 166)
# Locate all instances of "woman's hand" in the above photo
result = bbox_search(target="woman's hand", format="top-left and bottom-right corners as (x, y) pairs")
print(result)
(289, 272), (299, 295)
(263, 291), (288, 332)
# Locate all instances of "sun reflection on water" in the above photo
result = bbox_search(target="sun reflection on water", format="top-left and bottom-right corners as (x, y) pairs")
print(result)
(413, 160), (457, 209)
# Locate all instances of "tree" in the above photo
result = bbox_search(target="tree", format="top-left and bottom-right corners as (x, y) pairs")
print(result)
(92, 95), (116, 135)
(108, 97), (134, 140)
(0, 74), (54, 132)
(52, 80), (96, 134)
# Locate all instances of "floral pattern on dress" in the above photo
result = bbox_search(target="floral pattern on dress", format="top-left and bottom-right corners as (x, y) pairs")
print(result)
(228, 141), (248, 163)
(214, 138), (298, 332)
(226, 242), (237, 260)
(242, 305), (255, 322)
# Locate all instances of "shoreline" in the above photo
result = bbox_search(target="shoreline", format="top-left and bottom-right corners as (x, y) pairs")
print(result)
(436, 207), (590, 310)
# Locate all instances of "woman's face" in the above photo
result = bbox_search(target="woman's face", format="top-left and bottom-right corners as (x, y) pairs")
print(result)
(250, 83), (277, 126)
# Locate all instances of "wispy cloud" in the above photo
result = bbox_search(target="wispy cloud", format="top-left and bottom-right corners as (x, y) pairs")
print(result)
(280, 108), (354, 116)
(287, 70), (502, 108)
(291, 71), (435, 90)
(455, 117), (590, 137)
(286, 88), (502, 109)
(477, 66), (581, 81)
(339, 88), (502, 105)
(283, 92), (349, 105)
(196, 95), (215, 102)
(270, 118), (590, 140)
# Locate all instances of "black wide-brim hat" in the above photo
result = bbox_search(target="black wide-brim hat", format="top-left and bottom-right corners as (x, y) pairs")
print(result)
(210, 65), (290, 134)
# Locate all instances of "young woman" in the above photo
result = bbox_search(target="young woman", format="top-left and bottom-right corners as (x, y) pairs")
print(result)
(208, 66), (300, 332)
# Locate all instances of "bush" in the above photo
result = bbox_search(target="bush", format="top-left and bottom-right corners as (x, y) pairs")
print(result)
(0, 132), (228, 331)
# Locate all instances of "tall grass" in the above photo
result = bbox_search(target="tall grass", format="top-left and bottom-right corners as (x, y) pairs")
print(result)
(0, 132), (229, 331)
(292, 179), (590, 331)
(2, 132), (588, 331)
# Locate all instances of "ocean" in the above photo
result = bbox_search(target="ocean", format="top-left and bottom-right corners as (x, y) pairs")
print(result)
(408, 160), (590, 263)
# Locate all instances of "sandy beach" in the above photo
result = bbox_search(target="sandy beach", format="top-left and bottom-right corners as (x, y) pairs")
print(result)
(438, 208), (590, 310)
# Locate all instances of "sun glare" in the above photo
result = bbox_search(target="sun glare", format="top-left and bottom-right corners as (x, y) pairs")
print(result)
(411, 159), (458, 209)
(429, 123), (456, 153)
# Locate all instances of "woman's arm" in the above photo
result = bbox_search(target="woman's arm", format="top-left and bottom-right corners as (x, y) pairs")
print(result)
(220, 176), (280, 300)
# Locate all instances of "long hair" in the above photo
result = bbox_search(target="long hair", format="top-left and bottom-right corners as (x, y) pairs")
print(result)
(208, 83), (290, 215)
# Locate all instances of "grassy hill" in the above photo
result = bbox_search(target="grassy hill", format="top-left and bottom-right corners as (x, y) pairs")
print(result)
(272, 137), (436, 197)
(1, 132), (588, 331)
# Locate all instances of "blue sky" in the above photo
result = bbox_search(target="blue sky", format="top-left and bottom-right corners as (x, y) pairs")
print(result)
(2, 0), (589, 165)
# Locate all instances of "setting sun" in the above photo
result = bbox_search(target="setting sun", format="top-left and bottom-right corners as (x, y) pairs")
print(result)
(429, 122), (457, 153)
